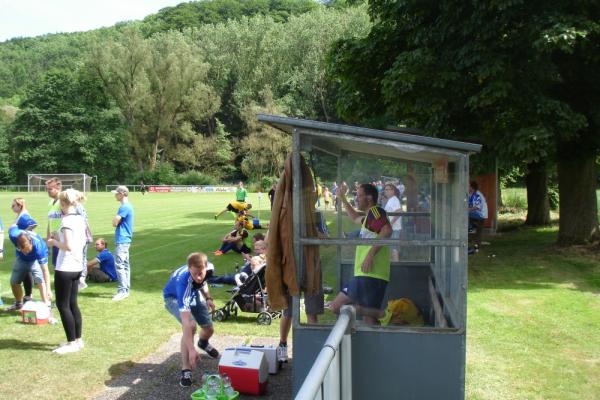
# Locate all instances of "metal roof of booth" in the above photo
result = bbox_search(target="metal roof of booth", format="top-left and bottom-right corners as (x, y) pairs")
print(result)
(257, 114), (482, 154)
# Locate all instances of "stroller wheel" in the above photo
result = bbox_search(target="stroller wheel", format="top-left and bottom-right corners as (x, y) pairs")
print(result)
(257, 311), (272, 325)
(213, 310), (225, 322)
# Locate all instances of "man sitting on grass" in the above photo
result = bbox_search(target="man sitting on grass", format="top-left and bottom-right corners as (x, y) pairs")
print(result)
(163, 252), (219, 387)
(86, 238), (116, 283)
(213, 222), (251, 256)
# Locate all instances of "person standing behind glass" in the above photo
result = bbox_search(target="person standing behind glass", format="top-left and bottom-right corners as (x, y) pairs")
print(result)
(111, 186), (134, 301)
(47, 189), (87, 354)
(383, 183), (403, 261)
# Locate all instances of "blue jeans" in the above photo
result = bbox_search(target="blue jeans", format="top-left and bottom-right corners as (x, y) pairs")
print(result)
(115, 243), (131, 293)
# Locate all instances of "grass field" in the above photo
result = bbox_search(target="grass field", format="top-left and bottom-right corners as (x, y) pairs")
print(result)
(0, 191), (599, 399)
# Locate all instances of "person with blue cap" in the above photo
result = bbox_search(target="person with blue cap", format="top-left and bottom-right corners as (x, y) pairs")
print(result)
(8, 198), (40, 304)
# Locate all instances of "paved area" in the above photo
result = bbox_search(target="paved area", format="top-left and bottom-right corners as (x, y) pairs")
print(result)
(91, 334), (293, 400)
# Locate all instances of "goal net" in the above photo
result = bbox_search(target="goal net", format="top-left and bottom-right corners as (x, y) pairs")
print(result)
(27, 173), (93, 193)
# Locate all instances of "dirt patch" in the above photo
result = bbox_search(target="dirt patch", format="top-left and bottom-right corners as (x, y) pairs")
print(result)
(90, 334), (293, 400)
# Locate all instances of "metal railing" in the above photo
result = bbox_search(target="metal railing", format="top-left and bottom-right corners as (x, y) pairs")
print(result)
(295, 305), (356, 400)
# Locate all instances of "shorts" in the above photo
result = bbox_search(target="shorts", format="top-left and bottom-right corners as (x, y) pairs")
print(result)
(341, 276), (387, 310)
(10, 258), (45, 285)
(164, 291), (212, 327)
(283, 290), (325, 317)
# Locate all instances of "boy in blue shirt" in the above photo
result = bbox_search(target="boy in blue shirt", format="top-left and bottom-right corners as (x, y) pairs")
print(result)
(111, 186), (134, 301)
(86, 238), (117, 282)
(163, 252), (219, 387)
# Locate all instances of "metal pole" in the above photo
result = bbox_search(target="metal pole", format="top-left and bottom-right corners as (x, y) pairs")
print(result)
(295, 306), (355, 400)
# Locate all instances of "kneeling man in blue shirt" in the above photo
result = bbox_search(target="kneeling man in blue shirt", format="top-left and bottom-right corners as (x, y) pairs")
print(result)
(86, 238), (117, 283)
(163, 252), (219, 387)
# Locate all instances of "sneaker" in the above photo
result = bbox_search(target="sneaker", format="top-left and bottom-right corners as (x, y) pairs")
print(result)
(78, 281), (88, 291)
(52, 342), (81, 354)
(76, 338), (84, 349)
(277, 344), (288, 363)
(198, 342), (219, 359)
(112, 291), (130, 302)
(23, 295), (33, 303)
(180, 369), (193, 387)
(4, 302), (23, 312)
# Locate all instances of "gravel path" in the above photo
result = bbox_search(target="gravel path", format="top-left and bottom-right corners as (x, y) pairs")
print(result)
(90, 334), (293, 400)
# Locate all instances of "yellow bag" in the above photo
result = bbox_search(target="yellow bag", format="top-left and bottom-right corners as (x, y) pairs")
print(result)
(381, 298), (424, 327)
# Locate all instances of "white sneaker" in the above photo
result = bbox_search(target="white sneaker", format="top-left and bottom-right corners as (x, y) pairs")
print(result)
(78, 280), (88, 291)
(277, 344), (288, 362)
(53, 342), (81, 354)
(112, 291), (130, 301)
(76, 338), (84, 349)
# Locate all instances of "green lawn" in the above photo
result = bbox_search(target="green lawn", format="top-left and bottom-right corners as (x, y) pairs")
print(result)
(0, 191), (278, 399)
(0, 191), (598, 399)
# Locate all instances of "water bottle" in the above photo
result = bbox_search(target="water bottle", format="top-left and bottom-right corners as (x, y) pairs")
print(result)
(222, 373), (236, 399)
(205, 375), (221, 400)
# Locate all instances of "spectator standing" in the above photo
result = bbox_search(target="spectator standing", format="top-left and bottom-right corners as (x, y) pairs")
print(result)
(383, 183), (403, 261)
(323, 186), (331, 209)
(47, 189), (87, 353)
(268, 184), (276, 210)
(468, 181), (488, 249)
(111, 186), (134, 301)
(236, 181), (248, 202)
(45, 177), (62, 267)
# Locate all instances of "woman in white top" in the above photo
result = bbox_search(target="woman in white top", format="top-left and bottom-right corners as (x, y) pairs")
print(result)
(383, 183), (403, 261)
(47, 189), (87, 354)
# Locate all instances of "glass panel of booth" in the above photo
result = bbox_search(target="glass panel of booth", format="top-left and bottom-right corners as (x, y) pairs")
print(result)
(293, 134), (468, 329)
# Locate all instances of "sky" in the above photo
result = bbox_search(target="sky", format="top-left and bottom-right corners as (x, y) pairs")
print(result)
(0, 0), (187, 42)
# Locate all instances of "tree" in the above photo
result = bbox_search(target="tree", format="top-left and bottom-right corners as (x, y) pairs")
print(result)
(331, 0), (600, 244)
(240, 87), (291, 183)
(90, 27), (220, 171)
(9, 68), (129, 184)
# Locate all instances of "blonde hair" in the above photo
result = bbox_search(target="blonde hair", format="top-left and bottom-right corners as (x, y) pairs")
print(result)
(59, 188), (86, 208)
(12, 197), (26, 211)
(187, 252), (208, 269)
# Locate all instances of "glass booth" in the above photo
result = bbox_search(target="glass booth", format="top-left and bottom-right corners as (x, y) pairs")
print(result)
(258, 115), (481, 400)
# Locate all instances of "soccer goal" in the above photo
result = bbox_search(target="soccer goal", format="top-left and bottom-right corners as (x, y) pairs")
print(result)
(27, 173), (95, 193)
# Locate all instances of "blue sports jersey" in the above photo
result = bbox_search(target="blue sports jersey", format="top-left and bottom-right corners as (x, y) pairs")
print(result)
(115, 202), (134, 244)
(163, 265), (207, 313)
(96, 249), (117, 281)
(8, 225), (48, 264)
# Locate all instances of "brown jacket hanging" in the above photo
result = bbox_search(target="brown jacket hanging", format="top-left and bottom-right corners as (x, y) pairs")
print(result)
(266, 153), (321, 311)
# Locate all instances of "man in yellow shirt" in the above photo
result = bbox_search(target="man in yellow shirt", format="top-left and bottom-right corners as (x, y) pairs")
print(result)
(328, 182), (392, 325)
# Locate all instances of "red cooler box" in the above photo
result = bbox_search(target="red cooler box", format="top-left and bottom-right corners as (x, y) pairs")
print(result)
(218, 348), (268, 395)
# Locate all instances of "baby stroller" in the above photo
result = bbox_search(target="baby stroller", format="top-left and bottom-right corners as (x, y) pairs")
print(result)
(211, 265), (282, 325)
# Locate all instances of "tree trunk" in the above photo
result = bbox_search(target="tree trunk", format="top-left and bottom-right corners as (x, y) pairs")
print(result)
(524, 161), (551, 226)
(556, 152), (600, 245)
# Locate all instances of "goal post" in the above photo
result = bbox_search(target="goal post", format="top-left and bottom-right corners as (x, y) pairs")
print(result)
(27, 173), (94, 193)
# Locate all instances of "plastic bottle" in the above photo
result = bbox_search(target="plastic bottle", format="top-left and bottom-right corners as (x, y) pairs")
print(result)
(222, 373), (236, 399)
